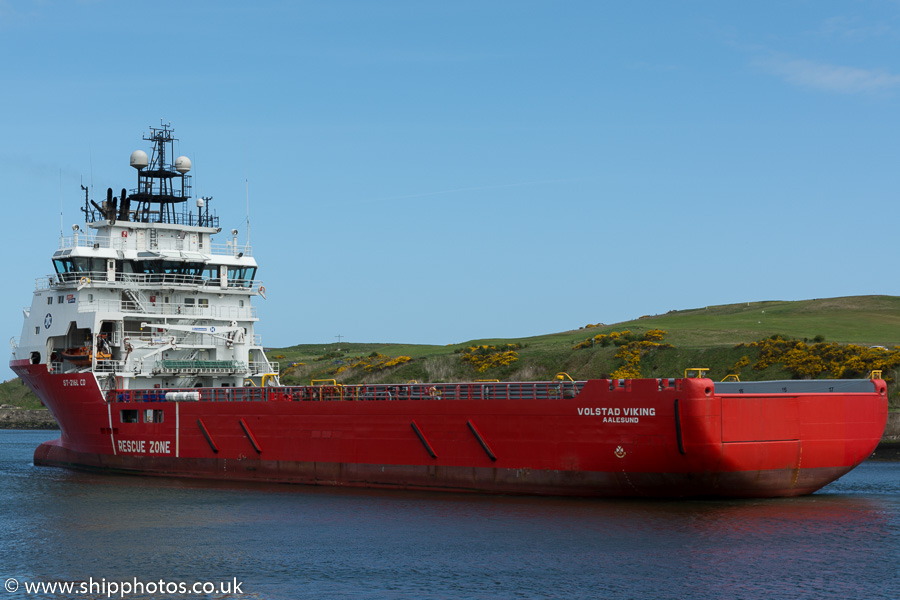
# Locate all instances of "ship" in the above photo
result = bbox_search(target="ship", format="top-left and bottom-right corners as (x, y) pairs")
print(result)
(9, 124), (888, 498)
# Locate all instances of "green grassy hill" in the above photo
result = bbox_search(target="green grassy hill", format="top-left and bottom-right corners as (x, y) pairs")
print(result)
(625, 296), (900, 348)
(270, 295), (900, 407)
(0, 378), (43, 409)
(5, 295), (900, 408)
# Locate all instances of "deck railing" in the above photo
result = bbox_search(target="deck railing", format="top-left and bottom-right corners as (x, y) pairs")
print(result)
(57, 231), (246, 255)
(79, 299), (257, 320)
(38, 271), (260, 292)
(109, 380), (587, 404)
(249, 361), (278, 374)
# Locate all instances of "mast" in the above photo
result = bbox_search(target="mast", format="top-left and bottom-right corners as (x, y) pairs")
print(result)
(78, 122), (218, 228)
(127, 121), (193, 224)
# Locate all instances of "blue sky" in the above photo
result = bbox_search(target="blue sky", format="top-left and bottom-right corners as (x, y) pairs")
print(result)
(2, 1), (900, 354)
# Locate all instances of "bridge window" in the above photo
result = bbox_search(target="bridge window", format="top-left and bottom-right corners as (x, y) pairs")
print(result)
(119, 260), (219, 284)
(53, 258), (105, 281)
(227, 266), (256, 288)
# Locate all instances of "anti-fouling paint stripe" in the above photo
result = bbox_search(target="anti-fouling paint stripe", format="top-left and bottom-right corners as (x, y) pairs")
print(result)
(674, 399), (686, 455)
(239, 418), (262, 453)
(467, 419), (497, 461)
(410, 420), (437, 459)
(197, 418), (219, 454)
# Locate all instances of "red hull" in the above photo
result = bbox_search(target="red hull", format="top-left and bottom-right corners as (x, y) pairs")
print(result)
(13, 361), (888, 498)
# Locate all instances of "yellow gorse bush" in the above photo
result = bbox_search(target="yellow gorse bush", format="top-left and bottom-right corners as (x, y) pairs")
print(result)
(731, 355), (751, 374)
(331, 352), (412, 375)
(573, 330), (666, 350)
(573, 333), (614, 350)
(460, 344), (520, 373)
(610, 338), (672, 379)
(572, 336), (600, 350)
(736, 336), (900, 380)
(574, 330), (672, 378)
(643, 329), (667, 342)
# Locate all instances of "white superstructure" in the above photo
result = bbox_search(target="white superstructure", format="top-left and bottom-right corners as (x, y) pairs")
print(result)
(11, 123), (277, 392)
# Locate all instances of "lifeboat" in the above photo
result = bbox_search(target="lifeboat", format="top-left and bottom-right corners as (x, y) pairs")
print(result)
(60, 346), (111, 367)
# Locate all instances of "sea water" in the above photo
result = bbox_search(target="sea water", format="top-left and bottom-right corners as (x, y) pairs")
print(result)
(1, 430), (898, 600)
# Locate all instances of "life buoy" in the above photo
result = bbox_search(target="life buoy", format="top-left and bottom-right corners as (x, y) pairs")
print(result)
(79, 277), (91, 285)
(428, 386), (441, 398)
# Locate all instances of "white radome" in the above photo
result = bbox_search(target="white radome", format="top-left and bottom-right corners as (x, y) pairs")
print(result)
(129, 150), (149, 170)
(174, 156), (192, 173)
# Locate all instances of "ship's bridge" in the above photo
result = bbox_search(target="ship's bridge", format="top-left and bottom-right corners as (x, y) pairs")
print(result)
(45, 226), (258, 292)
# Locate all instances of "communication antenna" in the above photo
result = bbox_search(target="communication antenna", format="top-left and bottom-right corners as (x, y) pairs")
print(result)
(245, 177), (251, 251)
(59, 169), (63, 242)
(193, 152), (200, 200)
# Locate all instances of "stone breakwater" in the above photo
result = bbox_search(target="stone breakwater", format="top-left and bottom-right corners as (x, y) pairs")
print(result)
(0, 408), (59, 430)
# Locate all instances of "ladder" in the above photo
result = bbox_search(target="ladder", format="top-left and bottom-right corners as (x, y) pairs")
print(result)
(121, 288), (148, 313)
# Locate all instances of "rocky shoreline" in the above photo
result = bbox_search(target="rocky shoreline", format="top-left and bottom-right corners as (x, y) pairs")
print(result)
(869, 440), (900, 460)
(0, 407), (59, 430)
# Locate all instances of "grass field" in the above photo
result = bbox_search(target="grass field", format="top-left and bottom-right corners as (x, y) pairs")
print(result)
(269, 295), (900, 408)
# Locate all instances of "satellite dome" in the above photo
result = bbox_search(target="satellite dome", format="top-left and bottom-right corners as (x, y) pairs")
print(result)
(130, 150), (149, 170)
(174, 156), (192, 174)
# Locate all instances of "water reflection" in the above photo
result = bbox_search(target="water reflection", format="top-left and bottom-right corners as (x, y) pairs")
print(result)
(2, 431), (899, 600)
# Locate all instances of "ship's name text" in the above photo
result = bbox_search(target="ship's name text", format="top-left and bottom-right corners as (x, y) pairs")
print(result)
(117, 439), (171, 454)
(578, 407), (655, 423)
